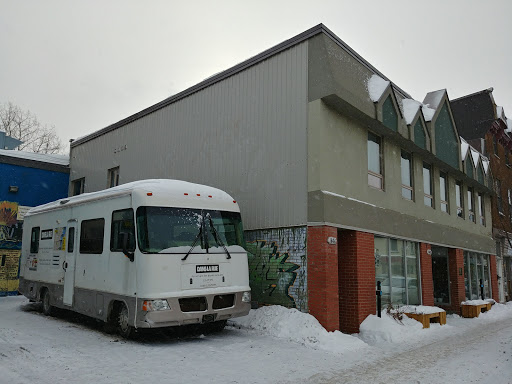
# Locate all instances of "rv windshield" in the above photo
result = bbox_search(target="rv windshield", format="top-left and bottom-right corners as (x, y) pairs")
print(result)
(136, 206), (246, 254)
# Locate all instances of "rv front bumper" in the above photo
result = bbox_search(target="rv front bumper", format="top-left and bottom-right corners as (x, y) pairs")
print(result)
(135, 290), (251, 329)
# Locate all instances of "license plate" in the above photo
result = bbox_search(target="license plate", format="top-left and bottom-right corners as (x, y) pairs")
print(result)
(202, 314), (216, 323)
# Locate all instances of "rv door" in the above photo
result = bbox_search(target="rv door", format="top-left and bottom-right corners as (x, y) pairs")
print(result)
(63, 220), (78, 306)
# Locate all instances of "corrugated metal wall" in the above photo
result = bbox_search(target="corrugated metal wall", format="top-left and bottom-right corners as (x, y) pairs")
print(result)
(70, 42), (309, 230)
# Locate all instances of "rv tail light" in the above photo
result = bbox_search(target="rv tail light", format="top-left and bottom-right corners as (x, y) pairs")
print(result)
(142, 299), (170, 311)
(208, 195), (212, 198)
(233, 200), (236, 204)
(197, 194), (201, 196)
(147, 193), (153, 196)
(184, 193), (189, 196)
(241, 291), (251, 303)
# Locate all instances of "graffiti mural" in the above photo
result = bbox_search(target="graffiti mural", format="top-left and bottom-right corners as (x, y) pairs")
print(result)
(0, 201), (22, 296)
(0, 201), (22, 250)
(0, 250), (20, 295)
(245, 227), (307, 312)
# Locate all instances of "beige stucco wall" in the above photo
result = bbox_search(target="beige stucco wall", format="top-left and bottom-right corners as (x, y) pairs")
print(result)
(307, 99), (494, 253)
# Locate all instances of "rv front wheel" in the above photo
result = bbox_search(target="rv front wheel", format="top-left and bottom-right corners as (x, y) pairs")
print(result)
(117, 304), (134, 339)
(41, 289), (54, 316)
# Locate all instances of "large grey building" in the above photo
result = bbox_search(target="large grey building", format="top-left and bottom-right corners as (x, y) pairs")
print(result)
(69, 24), (496, 333)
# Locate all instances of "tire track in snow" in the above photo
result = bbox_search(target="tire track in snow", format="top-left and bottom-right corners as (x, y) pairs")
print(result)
(305, 318), (512, 384)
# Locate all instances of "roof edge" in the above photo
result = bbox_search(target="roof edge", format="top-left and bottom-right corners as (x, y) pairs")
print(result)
(72, 23), (412, 148)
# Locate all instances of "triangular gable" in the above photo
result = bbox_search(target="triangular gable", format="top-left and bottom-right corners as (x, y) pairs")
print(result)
(464, 151), (474, 178)
(482, 157), (490, 174)
(422, 90), (461, 169)
(410, 111), (430, 151)
(460, 137), (470, 160)
(401, 99), (421, 125)
(374, 85), (403, 133)
(367, 74), (390, 102)
(470, 148), (480, 168)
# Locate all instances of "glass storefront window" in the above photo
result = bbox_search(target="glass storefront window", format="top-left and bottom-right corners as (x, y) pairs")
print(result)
(464, 256), (469, 300)
(464, 251), (492, 300)
(375, 237), (390, 306)
(375, 236), (420, 306)
(483, 256), (490, 298)
(470, 254), (478, 299)
(405, 242), (420, 305)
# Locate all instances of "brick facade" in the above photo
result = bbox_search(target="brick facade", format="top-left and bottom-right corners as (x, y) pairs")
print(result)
(338, 229), (375, 334)
(419, 243), (434, 306)
(307, 226), (339, 332)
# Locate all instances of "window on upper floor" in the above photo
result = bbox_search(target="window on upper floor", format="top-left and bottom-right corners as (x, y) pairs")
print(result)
(478, 193), (485, 226)
(493, 135), (499, 156)
(72, 178), (85, 196)
(496, 179), (503, 214)
(508, 189), (512, 223)
(456, 181), (464, 218)
(440, 172), (449, 213)
(108, 167), (120, 188)
(401, 150), (413, 200)
(368, 132), (383, 190)
(413, 120), (426, 150)
(382, 96), (398, 132)
(476, 164), (484, 185)
(467, 187), (475, 223)
(465, 158), (474, 179)
(423, 163), (433, 208)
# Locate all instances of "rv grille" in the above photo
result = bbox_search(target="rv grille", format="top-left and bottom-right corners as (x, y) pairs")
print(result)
(179, 297), (207, 312)
(212, 294), (234, 309)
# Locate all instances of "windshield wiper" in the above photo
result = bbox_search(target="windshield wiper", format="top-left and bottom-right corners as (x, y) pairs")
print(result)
(207, 214), (231, 259)
(182, 225), (203, 261)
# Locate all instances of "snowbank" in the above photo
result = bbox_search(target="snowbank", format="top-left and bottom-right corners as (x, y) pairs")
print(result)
(399, 305), (445, 314)
(230, 305), (367, 354)
(359, 313), (425, 344)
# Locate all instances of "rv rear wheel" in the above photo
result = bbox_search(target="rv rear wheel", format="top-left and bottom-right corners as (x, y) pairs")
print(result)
(41, 289), (54, 316)
(117, 304), (134, 339)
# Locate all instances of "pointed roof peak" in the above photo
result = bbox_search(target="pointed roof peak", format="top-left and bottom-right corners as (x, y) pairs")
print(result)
(423, 89), (447, 111)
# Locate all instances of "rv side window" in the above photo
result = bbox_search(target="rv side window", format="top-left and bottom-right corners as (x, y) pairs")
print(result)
(110, 209), (136, 252)
(68, 227), (75, 253)
(30, 227), (40, 253)
(80, 219), (105, 254)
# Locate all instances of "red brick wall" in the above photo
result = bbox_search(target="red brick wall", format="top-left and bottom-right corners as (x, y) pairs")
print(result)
(419, 243), (434, 306)
(446, 248), (465, 314)
(307, 226), (339, 332)
(490, 255), (499, 302)
(338, 230), (375, 334)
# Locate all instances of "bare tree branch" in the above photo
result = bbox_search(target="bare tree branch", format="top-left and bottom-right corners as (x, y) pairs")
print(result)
(0, 102), (64, 154)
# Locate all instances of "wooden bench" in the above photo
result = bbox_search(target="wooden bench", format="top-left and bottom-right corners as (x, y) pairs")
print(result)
(461, 302), (492, 318)
(404, 311), (446, 329)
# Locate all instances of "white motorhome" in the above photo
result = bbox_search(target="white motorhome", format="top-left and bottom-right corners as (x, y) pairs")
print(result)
(19, 179), (251, 337)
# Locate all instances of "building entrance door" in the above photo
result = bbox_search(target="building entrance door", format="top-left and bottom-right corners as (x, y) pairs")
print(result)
(432, 246), (450, 305)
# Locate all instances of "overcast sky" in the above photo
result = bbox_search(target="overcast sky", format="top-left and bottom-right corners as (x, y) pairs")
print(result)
(1, 0), (511, 149)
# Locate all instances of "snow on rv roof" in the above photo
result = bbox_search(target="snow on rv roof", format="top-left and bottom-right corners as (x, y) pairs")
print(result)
(26, 179), (235, 216)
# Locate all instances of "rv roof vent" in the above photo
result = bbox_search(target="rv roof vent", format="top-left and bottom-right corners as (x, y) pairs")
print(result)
(59, 199), (70, 205)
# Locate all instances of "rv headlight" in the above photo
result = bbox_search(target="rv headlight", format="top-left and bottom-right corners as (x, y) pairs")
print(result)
(241, 291), (251, 303)
(142, 299), (170, 311)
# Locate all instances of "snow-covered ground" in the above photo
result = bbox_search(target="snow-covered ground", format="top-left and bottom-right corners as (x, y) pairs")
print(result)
(1, 296), (511, 384)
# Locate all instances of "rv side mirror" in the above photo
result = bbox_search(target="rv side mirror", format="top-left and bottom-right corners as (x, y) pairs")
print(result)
(121, 232), (135, 262)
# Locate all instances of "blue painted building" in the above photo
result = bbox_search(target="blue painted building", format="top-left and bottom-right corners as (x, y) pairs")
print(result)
(0, 149), (69, 296)
(0, 131), (22, 150)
